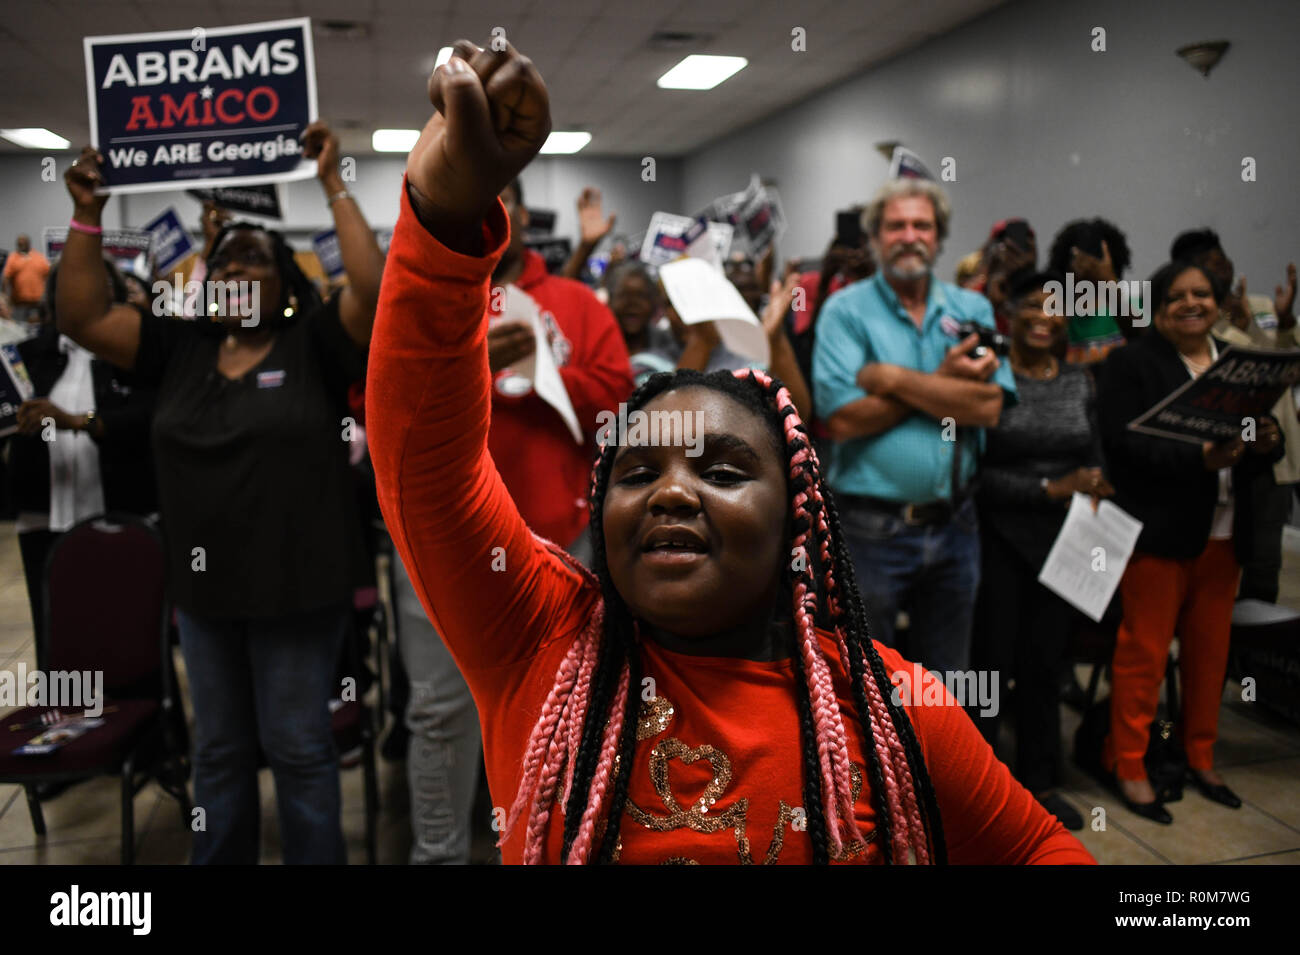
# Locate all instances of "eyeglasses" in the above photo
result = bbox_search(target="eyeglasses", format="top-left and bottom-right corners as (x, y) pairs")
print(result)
(209, 247), (274, 270)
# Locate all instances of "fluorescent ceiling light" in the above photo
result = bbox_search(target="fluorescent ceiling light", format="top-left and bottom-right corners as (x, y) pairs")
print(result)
(657, 55), (747, 90)
(372, 128), (420, 152)
(435, 47), (453, 68)
(1, 128), (70, 150)
(539, 131), (591, 154)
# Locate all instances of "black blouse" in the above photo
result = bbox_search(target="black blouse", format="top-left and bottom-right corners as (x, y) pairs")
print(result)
(132, 297), (368, 619)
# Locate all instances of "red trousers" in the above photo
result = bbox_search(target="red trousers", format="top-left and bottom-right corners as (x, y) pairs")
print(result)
(1104, 539), (1238, 781)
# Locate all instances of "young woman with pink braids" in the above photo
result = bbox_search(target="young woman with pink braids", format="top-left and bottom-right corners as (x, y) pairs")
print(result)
(367, 38), (1095, 864)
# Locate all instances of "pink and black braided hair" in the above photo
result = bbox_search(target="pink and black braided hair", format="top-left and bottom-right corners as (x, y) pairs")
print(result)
(501, 367), (946, 864)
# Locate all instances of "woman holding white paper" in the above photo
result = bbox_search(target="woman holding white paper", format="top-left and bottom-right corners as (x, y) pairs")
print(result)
(1095, 261), (1283, 823)
(606, 258), (813, 419)
(975, 270), (1112, 832)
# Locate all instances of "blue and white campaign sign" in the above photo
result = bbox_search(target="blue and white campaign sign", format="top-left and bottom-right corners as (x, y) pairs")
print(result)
(142, 207), (196, 275)
(312, 228), (345, 281)
(84, 18), (318, 194)
(44, 226), (154, 277)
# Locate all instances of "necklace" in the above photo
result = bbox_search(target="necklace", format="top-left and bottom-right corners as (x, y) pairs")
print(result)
(1012, 356), (1058, 380)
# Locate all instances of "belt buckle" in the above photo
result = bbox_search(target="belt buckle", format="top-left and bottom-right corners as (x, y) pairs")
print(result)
(901, 503), (922, 526)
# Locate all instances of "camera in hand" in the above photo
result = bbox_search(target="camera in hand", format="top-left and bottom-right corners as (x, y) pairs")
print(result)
(955, 320), (1011, 358)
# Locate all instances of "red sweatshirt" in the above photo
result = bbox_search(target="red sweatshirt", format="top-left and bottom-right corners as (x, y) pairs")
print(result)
(488, 249), (632, 546)
(367, 180), (1096, 865)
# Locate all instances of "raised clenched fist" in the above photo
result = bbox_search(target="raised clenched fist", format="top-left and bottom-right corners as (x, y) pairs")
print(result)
(406, 38), (551, 253)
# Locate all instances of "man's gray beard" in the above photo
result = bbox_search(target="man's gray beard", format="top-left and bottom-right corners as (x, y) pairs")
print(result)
(886, 260), (930, 281)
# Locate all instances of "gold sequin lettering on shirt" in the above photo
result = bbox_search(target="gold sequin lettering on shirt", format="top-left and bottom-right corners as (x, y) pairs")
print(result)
(637, 694), (675, 740)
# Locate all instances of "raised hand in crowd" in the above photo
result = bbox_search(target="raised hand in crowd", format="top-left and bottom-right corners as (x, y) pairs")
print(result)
(760, 272), (813, 419)
(577, 187), (615, 245)
(65, 145), (109, 220)
(406, 38), (550, 253)
(1071, 239), (1116, 284)
(1225, 276), (1255, 331)
(561, 187), (617, 280)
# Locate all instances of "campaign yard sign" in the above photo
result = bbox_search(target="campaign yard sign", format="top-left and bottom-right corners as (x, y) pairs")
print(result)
(143, 207), (196, 275)
(44, 226), (153, 276)
(1128, 346), (1300, 444)
(84, 18), (317, 194)
(0, 344), (35, 439)
(312, 229), (345, 281)
(700, 174), (787, 257)
(640, 212), (733, 269)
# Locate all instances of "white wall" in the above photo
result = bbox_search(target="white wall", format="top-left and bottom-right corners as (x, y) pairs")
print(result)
(682, 0), (1300, 286)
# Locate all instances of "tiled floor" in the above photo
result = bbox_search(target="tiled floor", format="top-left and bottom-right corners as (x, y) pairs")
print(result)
(1, 519), (1297, 865)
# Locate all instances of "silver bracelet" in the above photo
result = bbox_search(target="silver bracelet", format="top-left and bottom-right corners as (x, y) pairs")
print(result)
(327, 189), (353, 205)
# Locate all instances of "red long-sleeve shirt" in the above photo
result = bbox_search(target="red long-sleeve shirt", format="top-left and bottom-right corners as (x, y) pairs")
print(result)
(367, 180), (1096, 865)
(488, 248), (632, 546)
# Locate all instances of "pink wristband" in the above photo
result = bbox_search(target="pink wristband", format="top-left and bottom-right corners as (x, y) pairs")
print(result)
(69, 218), (102, 235)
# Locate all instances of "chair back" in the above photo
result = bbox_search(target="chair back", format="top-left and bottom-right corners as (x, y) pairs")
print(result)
(43, 514), (169, 700)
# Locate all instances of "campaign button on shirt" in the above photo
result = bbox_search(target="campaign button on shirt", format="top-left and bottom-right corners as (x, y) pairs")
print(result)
(940, 314), (963, 339)
(257, 369), (286, 389)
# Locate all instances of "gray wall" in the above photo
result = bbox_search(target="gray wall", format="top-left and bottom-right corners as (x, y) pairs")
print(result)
(0, 153), (682, 259)
(682, 0), (1300, 286)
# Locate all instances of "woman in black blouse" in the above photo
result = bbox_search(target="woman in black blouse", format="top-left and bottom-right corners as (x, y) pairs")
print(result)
(1096, 261), (1282, 823)
(976, 270), (1114, 831)
(55, 123), (385, 864)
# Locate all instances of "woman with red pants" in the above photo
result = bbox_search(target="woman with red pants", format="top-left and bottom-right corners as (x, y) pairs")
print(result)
(1096, 260), (1283, 823)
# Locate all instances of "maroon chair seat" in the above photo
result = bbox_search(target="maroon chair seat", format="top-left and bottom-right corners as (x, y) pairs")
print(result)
(0, 700), (159, 778)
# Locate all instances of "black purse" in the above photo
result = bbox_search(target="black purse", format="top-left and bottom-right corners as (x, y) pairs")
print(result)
(1073, 702), (1185, 801)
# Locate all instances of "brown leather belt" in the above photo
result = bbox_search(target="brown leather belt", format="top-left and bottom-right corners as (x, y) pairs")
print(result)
(840, 494), (956, 526)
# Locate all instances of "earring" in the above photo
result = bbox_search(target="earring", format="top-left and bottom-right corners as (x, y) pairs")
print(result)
(283, 294), (298, 318)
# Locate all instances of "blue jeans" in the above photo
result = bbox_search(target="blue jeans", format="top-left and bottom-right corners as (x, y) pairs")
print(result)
(176, 603), (349, 865)
(838, 496), (980, 675)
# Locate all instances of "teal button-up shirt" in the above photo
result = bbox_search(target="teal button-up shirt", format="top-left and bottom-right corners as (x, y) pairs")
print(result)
(812, 271), (1017, 503)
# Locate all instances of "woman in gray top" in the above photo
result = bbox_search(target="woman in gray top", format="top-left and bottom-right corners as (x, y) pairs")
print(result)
(976, 270), (1115, 831)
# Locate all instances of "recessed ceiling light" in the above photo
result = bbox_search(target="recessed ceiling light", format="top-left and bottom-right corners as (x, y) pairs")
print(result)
(372, 128), (420, 152)
(540, 131), (591, 154)
(435, 47), (453, 68)
(656, 55), (747, 90)
(1, 128), (70, 150)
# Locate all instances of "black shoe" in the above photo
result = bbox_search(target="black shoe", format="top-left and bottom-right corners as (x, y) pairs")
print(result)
(1038, 792), (1084, 831)
(1112, 777), (1173, 824)
(1187, 770), (1243, 809)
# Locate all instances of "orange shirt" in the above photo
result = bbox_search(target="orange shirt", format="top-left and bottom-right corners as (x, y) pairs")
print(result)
(367, 179), (1096, 865)
(3, 250), (50, 303)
